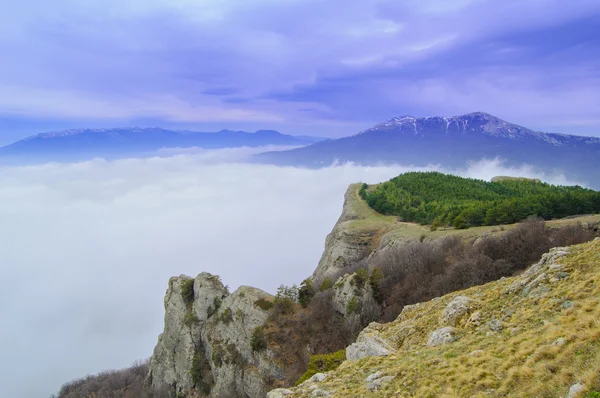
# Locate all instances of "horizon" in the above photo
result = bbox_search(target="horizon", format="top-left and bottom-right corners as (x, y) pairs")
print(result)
(1, 1), (600, 144)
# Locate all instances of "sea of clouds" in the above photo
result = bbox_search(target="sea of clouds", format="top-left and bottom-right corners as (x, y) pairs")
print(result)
(0, 150), (582, 397)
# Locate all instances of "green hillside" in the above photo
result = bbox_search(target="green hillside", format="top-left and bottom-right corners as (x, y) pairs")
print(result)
(360, 172), (600, 229)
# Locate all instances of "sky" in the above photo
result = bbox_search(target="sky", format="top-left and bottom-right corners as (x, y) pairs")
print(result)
(0, 151), (584, 398)
(1, 0), (600, 145)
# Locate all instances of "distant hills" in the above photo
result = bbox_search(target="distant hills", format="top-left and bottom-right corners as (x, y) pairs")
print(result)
(0, 127), (323, 163)
(254, 112), (600, 189)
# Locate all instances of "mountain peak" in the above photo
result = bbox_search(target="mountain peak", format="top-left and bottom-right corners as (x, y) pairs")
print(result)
(357, 112), (539, 140)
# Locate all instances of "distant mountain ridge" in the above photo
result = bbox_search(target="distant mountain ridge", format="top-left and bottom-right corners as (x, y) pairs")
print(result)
(0, 127), (323, 163)
(356, 112), (600, 145)
(255, 112), (600, 189)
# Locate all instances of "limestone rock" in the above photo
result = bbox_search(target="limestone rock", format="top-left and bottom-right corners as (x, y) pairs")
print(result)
(441, 296), (473, 326)
(366, 375), (395, 392)
(267, 389), (293, 398)
(507, 247), (571, 295)
(427, 327), (458, 346)
(567, 382), (586, 398)
(331, 272), (377, 319)
(306, 373), (328, 383)
(148, 273), (284, 398)
(347, 322), (394, 360)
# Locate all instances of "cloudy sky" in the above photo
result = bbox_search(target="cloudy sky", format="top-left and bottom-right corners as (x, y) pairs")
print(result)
(1, 0), (600, 144)
(0, 153), (582, 397)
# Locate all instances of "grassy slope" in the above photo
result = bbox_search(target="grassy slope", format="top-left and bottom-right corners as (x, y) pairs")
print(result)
(346, 183), (600, 241)
(284, 238), (600, 397)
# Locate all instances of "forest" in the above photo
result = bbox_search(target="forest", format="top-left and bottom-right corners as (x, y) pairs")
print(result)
(360, 172), (600, 229)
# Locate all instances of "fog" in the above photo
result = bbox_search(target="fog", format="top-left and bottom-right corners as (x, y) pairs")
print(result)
(0, 153), (581, 397)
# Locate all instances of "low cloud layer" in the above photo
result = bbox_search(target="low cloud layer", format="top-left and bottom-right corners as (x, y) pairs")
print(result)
(0, 153), (582, 397)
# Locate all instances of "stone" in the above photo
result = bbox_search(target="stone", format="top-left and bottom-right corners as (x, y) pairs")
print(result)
(567, 382), (586, 398)
(367, 375), (395, 392)
(347, 323), (394, 360)
(553, 337), (566, 346)
(561, 300), (574, 310)
(441, 296), (473, 326)
(488, 319), (503, 332)
(267, 389), (293, 398)
(365, 371), (384, 383)
(556, 271), (570, 279)
(331, 272), (378, 318)
(306, 373), (328, 383)
(528, 273), (547, 289)
(468, 350), (485, 357)
(427, 327), (458, 346)
(311, 389), (331, 397)
(467, 311), (483, 326)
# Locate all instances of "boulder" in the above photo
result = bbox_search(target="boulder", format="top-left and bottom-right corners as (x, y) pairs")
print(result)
(267, 389), (293, 398)
(346, 323), (394, 360)
(441, 296), (473, 326)
(567, 382), (586, 398)
(427, 327), (458, 346)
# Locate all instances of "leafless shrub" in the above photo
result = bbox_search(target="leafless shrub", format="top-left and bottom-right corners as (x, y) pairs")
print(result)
(56, 359), (172, 398)
(373, 218), (596, 321)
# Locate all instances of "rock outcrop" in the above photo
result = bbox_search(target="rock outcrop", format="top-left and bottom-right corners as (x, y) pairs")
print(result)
(346, 322), (394, 361)
(148, 273), (284, 397)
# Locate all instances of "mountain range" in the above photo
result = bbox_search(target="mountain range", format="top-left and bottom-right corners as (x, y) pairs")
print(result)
(0, 127), (323, 163)
(2, 112), (599, 188)
(255, 112), (600, 188)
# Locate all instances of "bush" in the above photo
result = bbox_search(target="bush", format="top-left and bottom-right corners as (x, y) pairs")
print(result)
(57, 359), (171, 398)
(319, 278), (333, 291)
(372, 218), (597, 322)
(351, 268), (368, 290)
(274, 285), (298, 314)
(346, 296), (361, 314)
(251, 326), (268, 352)
(254, 298), (274, 311)
(207, 296), (222, 317)
(219, 307), (233, 324)
(369, 267), (384, 304)
(190, 352), (211, 395)
(358, 183), (368, 200)
(183, 312), (199, 327)
(298, 278), (315, 308)
(295, 350), (346, 385)
(181, 279), (194, 306)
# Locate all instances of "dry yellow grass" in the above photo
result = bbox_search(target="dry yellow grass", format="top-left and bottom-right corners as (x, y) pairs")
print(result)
(280, 239), (600, 397)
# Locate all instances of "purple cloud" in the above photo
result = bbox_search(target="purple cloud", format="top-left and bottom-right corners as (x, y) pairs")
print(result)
(0, 0), (599, 139)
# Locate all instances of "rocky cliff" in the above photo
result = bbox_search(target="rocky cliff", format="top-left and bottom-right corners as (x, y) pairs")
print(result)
(147, 273), (284, 397)
(147, 184), (600, 398)
(268, 238), (600, 397)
